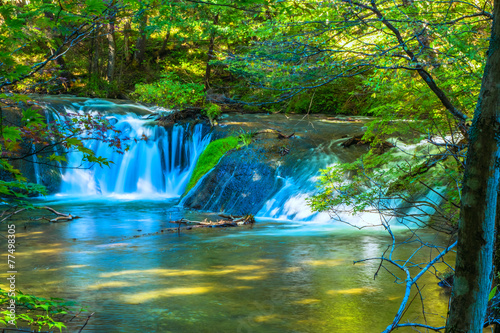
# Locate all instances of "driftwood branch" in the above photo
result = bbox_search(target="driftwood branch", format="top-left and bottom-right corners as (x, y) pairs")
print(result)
(254, 129), (295, 139)
(0, 205), (79, 223)
(0, 208), (28, 223)
(36, 206), (79, 222)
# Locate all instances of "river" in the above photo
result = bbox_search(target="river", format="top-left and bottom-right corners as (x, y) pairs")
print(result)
(0, 98), (453, 332)
(4, 198), (451, 332)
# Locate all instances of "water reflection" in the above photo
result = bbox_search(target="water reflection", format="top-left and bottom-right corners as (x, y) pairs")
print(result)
(1, 200), (451, 332)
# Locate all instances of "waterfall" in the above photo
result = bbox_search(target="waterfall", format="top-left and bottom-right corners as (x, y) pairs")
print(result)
(256, 138), (445, 227)
(44, 99), (211, 199)
(37, 98), (443, 227)
(256, 162), (332, 223)
(31, 144), (41, 185)
(254, 139), (349, 223)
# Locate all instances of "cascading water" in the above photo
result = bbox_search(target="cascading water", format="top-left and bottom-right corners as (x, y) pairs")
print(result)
(37, 99), (444, 227)
(256, 137), (445, 227)
(256, 146), (337, 223)
(253, 142), (382, 226)
(43, 99), (211, 199)
(31, 144), (42, 185)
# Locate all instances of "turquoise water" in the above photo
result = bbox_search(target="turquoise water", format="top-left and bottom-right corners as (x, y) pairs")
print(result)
(0, 98), (453, 332)
(1, 198), (451, 333)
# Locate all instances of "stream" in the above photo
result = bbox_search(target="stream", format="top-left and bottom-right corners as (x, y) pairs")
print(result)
(0, 98), (453, 332)
(5, 199), (451, 333)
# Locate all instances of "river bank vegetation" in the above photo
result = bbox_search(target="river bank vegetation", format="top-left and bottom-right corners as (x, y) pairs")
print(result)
(1, 0), (500, 332)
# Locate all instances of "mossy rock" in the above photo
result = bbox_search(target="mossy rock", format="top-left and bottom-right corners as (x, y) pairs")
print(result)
(182, 146), (281, 215)
(184, 136), (239, 195)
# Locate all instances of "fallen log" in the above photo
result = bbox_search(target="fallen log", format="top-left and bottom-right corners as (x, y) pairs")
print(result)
(156, 107), (205, 126)
(325, 117), (361, 122)
(108, 216), (255, 243)
(254, 129), (295, 139)
(170, 214), (255, 227)
(172, 219), (237, 227)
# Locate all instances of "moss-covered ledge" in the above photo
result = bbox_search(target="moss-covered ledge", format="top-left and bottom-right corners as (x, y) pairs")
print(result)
(184, 136), (239, 195)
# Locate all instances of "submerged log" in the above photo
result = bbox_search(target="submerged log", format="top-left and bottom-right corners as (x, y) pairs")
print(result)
(107, 215), (256, 243)
(254, 128), (295, 139)
(171, 214), (255, 227)
(325, 116), (361, 122)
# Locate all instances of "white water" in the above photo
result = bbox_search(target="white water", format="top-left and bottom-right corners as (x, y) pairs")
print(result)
(41, 98), (444, 227)
(46, 100), (211, 199)
(256, 138), (445, 228)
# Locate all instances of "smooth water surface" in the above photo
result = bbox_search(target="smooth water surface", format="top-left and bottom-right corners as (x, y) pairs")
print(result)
(1, 199), (452, 333)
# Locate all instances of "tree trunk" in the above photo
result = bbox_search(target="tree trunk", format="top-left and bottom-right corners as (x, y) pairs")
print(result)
(204, 13), (219, 91)
(124, 20), (131, 63)
(91, 33), (100, 77)
(88, 29), (96, 76)
(42, 5), (72, 89)
(107, 19), (116, 81)
(134, 8), (148, 67)
(445, 1), (500, 331)
(495, 195), (500, 333)
(159, 29), (171, 57)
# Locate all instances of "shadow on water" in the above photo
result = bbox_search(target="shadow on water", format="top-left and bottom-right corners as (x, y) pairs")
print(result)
(1, 199), (451, 333)
(1, 99), (454, 332)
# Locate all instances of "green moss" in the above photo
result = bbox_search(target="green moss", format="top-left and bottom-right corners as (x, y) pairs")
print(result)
(184, 136), (239, 195)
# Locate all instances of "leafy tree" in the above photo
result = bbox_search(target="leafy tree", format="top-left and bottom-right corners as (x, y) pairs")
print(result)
(0, 2), (123, 332)
(0, 289), (88, 331)
(223, 0), (500, 331)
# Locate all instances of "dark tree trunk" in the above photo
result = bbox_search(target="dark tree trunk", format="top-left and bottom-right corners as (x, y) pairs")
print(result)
(445, 1), (500, 331)
(107, 19), (116, 81)
(91, 33), (101, 77)
(204, 13), (219, 91)
(43, 5), (72, 88)
(124, 20), (131, 63)
(159, 29), (171, 57)
(134, 8), (148, 67)
(88, 28), (97, 76)
(495, 194), (500, 333)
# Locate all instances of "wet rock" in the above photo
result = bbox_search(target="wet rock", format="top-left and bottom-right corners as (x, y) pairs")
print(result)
(182, 147), (282, 215)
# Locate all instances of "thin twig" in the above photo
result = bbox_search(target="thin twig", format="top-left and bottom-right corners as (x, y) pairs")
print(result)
(78, 312), (95, 333)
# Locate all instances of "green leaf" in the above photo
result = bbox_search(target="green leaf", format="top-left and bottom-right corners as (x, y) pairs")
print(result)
(48, 154), (67, 162)
(22, 107), (44, 125)
(65, 137), (82, 147)
(489, 286), (497, 301)
(85, 0), (107, 13)
(2, 126), (21, 142)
